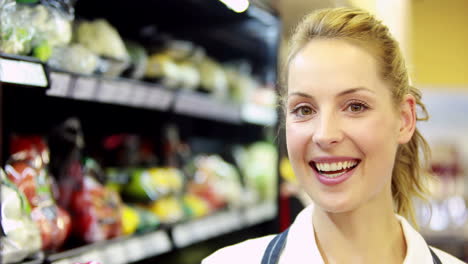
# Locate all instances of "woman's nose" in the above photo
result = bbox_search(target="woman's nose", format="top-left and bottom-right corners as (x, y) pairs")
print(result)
(312, 114), (343, 149)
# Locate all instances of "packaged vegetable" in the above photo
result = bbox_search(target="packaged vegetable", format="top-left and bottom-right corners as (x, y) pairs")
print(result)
(0, 0), (72, 58)
(236, 142), (278, 202)
(124, 40), (148, 79)
(185, 155), (243, 210)
(75, 19), (129, 61)
(48, 44), (98, 74)
(149, 196), (185, 224)
(49, 119), (122, 243)
(1, 168), (42, 264)
(6, 136), (71, 251)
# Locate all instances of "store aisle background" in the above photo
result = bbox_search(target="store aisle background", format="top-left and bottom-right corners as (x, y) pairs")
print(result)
(1, 0), (468, 263)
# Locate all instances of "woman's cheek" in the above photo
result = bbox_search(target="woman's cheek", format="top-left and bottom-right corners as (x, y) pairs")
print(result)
(286, 122), (310, 157)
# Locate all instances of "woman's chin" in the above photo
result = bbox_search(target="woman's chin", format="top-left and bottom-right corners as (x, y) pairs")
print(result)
(310, 193), (360, 214)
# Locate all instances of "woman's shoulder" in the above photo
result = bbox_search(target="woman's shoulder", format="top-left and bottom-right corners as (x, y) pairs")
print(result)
(201, 234), (275, 264)
(431, 247), (467, 264)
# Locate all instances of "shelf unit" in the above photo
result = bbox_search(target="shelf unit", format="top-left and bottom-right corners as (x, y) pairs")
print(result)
(42, 202), (276, 264)
(0, 1), (281, 263)
(0, 55), (279, 264)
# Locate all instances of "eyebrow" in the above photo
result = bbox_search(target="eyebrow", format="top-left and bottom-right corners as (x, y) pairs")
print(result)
(287, 87), (375, 99)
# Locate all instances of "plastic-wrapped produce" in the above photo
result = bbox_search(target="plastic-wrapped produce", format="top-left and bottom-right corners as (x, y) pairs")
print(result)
(133, 206), (159, 233)
(198, 57), (229, 99)
(74, 19), (130, 76)
(0, 0), (35, 54)
(0, 0), (73, 59)
(48, 44), (99, 74)
(235, 142), (278, 203)
(145, 53), (180, 88)
(123, 167), (183, 203)
(124, 40), (148, 80)
(149, 196), (185, 224)
(29, 4), (72, 49)
(49, 119), (122, 243)
(70, 159), (123, 242)
(75, 19), (129, 61)
(5, 136), (71, 251)
(1, 169), (42, 264)
(224, 62), (257, 104)
(178, 61), (200, 90)
(185, 155), (243, 210)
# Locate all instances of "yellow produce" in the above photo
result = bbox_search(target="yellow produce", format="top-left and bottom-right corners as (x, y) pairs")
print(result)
(121, 205), (139, 235)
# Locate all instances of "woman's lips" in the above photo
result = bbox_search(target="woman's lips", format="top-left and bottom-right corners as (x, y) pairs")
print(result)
(308, 159), (360, 186)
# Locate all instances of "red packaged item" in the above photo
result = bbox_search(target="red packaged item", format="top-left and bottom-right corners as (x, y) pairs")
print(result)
(5, 136), (71, 252)
(70, 158), (122, 242)
(49, 118), (122, 243)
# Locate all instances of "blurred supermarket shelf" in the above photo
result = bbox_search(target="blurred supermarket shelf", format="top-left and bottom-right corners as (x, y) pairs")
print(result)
(45, 202), (277, 264)
(173, 90), (241, 124)
(0, 53), (277, 126)
(42, 70), (277, 126)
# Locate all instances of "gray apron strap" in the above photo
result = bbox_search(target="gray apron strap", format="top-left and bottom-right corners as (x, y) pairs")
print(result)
(261, 228), (289, 264)
(429, 247), (442, 264)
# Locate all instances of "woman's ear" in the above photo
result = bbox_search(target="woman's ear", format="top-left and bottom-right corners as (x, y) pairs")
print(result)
(398, 94), (416, 144)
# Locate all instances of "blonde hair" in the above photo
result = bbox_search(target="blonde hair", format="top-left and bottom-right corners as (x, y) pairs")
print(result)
(281, 7), (431, 225)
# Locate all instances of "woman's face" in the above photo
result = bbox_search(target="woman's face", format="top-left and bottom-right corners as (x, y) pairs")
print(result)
(286, 39), (407, 213)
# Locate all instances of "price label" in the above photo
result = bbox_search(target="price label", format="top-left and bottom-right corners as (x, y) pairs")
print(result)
(0, 57), (48, 87)
(174, 92), (240, 123)
(241, 103), (277, 126)
(73, 77), (97, 100)
(145, 231), (172, 255)
(113, 81), (133, 105)
(125, 238), (145, 262)
(173, 224), (192, 248)
(47, 72), (70, 97)
(145, 87), (173, 110)
(131, 85), (148, 107)
(98, 80), (117, 103)
(104, 243), (127, 264)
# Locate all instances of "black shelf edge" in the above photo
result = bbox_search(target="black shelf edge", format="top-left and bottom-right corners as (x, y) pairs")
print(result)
(43, 202), (277, 264)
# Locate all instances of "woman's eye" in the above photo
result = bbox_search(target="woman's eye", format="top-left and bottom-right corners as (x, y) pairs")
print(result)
(346, 101), (369, 113)
(299, 106), (313, 115)
(290, 105), (314, 117)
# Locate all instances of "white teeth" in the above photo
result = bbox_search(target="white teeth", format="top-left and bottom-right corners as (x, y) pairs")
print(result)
(323, 171), (347, 178)
(315, 160), (358, 172)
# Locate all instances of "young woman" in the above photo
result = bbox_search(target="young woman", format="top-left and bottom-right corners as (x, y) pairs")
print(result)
(203, 7), (465, 264)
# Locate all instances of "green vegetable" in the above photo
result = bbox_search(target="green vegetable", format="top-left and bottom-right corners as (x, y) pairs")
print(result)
(33, 41), (52, 61)
(16, 0), (40, 4)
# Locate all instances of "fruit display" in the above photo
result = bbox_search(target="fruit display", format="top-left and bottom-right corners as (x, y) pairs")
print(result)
(5, 136), (71, 252)
(1, 113), (277, 259)
(1, 168), (42, 264)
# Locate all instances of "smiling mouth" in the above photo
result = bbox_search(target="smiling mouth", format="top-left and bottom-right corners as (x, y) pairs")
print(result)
(309, 160), (360, 178)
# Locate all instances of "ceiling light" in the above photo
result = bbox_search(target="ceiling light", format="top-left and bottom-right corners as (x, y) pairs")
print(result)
(218, 0), (249, 13)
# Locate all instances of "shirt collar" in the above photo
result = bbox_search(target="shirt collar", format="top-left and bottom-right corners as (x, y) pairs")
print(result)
(281, 205), (433, 263)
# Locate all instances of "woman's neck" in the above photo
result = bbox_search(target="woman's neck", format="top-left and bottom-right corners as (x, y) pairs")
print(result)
(312, 188), (407, 264)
